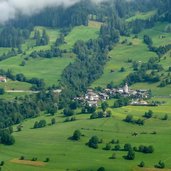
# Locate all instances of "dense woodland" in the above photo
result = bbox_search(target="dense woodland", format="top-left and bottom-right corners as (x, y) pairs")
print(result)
(0, 0), (171, 145)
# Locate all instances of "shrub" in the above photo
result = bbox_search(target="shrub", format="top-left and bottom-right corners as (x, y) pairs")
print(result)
(72, 130), (81, 141)
(155, 161), (165, 169)
(88, 136), (99, 149)
(44, 158), (50, 162)
(97, 167), (105, 171)
(0, 161), (4, 166)
(138, 161), (145, 167)
(20, 156), (25, 160)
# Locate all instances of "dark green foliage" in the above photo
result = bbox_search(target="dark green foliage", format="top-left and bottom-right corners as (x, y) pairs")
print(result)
(0, 88), (5, 95)
(155, 161), (165, 169)
(107, 81), (115, 89)
(0, 48), (20, 61)
(55, 34), (64, 46)
(124, 144), (132, 151)
(111, 139), (119, 144)
(138, 145), (154, 153)
(90, 111), (108, 120)
(46, 105), (57, 116)
(33, 120), (46, 129)
(114, 144), (121, 151)
(35, 30), (49, 46)
(144, 35), (153, 47)
(126, 149), (135, 160)
(51, 118), (56, 125)
(101, 102), (109, 112)
(63, 108), (74, 117)
(124, 115), (144, 125)
(72, 130), (81, 141)
(31, 157), (37, 161)
(113, 97), (130, 108)
(0, 161), (4, 166)
(0, 129), (15, 145)
(110, 153), (116, 159)
(0, 27), (31, 47)
(30, 47), (62, 59)
(90, 113), (98, 119)
(64, 117), (76, 122)
(124, 115), (133, 123)
(104, 143), (111, 150)
(138, 161), (145, 167)
(144, 110), (153, 118)
(97, 167), (105, 171)
(120, 67), (126, 72)
(162, 114), (168, 120)
(69, 101), (78, 110)
(20, 156), (25, 160)
(17, 125), (22, 132)
(82, 105), (96, 114)
(44, 158), (50, 162)
(88, 136), (99, 149)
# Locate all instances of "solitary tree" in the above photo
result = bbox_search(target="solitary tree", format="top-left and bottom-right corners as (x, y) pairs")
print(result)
(72, 130), (81, 141)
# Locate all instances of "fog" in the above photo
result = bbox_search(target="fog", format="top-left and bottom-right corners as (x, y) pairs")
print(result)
(0, 0), (107, 23)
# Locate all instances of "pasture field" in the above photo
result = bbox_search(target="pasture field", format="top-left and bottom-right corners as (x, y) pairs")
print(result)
(139, 22), (171, 47)
(0, 56), (74, 86)
(60, 23), (100, 50)
(126, 10), (157, 22)
(0, 80), (31, 91)
(0, 97), (171, 171)
(0, 22), (100, 89)
(92, 22), (171, 96)
(92, 36), (156, 88)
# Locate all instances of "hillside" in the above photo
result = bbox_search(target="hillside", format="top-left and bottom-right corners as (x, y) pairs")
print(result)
(92, 22), (171, 96)
(0, 97), (171, 171)
(0, 0), (171, 171)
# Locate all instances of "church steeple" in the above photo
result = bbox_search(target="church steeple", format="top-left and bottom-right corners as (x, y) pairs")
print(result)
(123, 83), (129, 93)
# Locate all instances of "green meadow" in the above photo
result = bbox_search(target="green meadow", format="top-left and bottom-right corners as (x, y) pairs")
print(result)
(0, 56), (74, 87)
(126, 10), (157, 22)
(60, 23), (100, 50)
(92, 22), (171, 96)
(92, 36), (156, 88)
(0, 21), (100, 89)
(0, 97), (171, 171)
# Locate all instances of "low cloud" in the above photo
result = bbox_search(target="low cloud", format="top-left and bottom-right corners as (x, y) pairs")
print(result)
(0, 0), (107, 24)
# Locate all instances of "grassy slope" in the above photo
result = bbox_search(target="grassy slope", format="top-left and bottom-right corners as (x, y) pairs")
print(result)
(0, 80), (31, 90)
(126, 10), (157, 22)
(92, 22), (171, 96)
(0, 97), (171, 171)
(0, 22), (100, 88)
(0, 56), (73, 87)
(60, 22), (100, 50)
(92, 36), (156, 88)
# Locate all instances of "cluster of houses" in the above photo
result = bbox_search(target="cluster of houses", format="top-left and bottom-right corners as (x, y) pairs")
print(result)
(75, 83), (150, 107)
(104, 83), (149, 99)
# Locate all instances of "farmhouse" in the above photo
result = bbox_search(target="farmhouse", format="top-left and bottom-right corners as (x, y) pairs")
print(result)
(130, 100), (149, 106)
(0, 76), (7, 83)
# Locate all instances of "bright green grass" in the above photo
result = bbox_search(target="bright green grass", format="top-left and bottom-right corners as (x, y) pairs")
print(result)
(92, 37), (156, 88)
(0, 56), (74, 86)
(139, 22), (171, 47)
(0, 80), (31, 91)
(60, 25), (100, 50)
(126, 10), (157, 22)
(0, 92), (31, 100)
(0, 47), (12, 55)
(22, 26), (60, 53)
(0, 97), (171, 171)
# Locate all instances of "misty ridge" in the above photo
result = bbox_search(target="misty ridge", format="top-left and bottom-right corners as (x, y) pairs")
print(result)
(0, 0), (109, 23)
